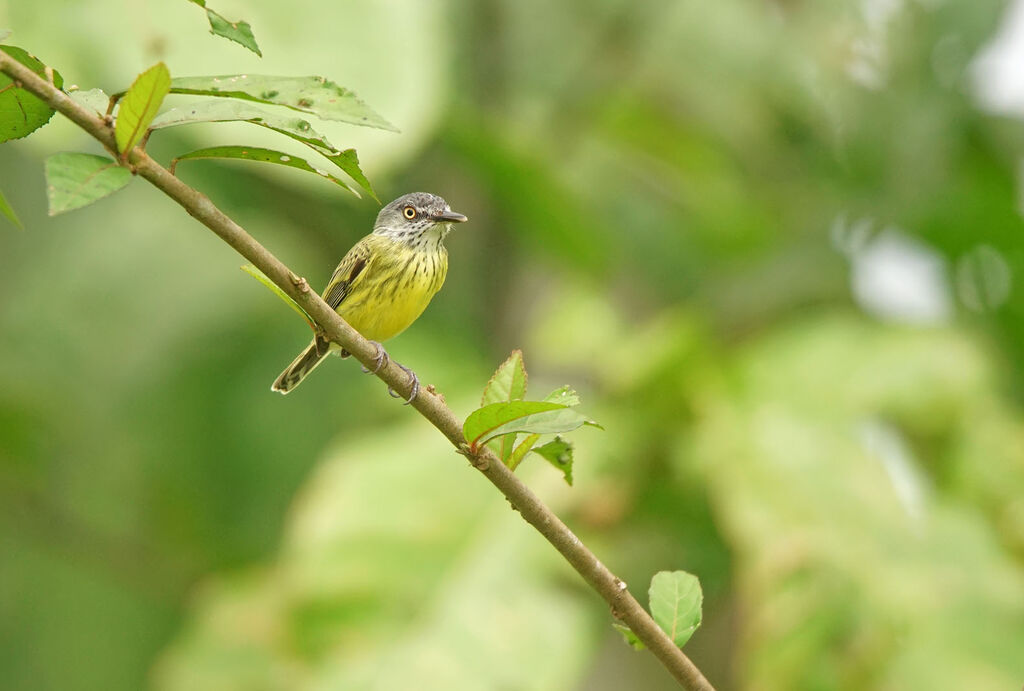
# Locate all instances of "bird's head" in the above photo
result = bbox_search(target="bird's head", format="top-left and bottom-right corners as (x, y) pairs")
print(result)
(373, 192), (467, 247)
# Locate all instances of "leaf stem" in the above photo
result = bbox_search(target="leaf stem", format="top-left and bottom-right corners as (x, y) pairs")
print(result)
(0, 48), (715, 691)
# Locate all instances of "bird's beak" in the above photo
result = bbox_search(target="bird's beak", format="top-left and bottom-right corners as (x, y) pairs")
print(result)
(431, 210), (468, 223)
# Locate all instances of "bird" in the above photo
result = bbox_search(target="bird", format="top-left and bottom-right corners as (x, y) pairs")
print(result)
(271, 192), (467, 399)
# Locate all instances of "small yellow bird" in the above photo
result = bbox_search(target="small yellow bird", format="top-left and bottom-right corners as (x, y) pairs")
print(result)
(271, 192), (467, 399)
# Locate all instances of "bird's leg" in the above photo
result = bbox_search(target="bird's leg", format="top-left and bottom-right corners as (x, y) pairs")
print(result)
(387, 363), (420, 405)
(360, 340), (390, 374)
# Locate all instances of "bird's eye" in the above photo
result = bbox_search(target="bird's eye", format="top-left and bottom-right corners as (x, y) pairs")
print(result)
(403, 206), (417, 219)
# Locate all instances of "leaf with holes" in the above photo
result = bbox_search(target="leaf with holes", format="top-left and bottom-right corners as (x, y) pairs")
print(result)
(150, 100), (375, 199)
(0, 46), (63, 142)
(44, 153), (132, 215)
(169, 75), (395, 131)
(648, 571), (702, 648)
(115, 62), (170, 157)
(173, 146), (358, 195)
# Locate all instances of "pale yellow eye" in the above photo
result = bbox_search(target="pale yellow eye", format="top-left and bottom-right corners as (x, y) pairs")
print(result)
(403, 206), (417, 219)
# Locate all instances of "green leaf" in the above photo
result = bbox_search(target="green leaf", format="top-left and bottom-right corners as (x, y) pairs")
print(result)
(44, 153), (132, 215)
(482, 350), (529, 462)
(648, 571), (702, 649)
(186, 0), (261, 56)
(507, 433), (539, 471)
(463, 401), (594, 447)
(168, 75), (396, 131)
(0, 46), (64, 142)
(612, 623), (646, 651)
(0, 187), (22, 229)
(543, 385), (580, 407)
(532, 437), (574, 486)
(240, 265), (314, 327)
(323, 148), (375, 201)
(68, 88), (110, 115)
(482, 350), (528, 406)
(206, 10), (261, 56)
(115, 62), (171, 157)
(173, 146), (358, 195)
(149, 100), (376, 199)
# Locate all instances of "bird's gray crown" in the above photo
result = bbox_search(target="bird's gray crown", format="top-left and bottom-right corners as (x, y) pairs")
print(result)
(372, 192), (465, 246)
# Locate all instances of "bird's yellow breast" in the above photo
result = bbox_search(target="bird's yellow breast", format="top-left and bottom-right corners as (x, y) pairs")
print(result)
(336, 239), (448, 343)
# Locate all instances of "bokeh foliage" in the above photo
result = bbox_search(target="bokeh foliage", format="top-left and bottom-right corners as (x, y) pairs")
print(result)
(2, 0), (1024, 689)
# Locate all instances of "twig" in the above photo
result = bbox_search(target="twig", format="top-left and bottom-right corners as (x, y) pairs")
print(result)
(0, 48), (714, 691)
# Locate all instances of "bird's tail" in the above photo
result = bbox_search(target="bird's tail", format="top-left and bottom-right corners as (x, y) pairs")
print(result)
(271, 336), (334, 394)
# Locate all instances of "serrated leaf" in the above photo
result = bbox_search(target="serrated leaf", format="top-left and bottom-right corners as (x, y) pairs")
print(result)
(532, 437), (574, 486)
(150, 100), (376, 199)
(169, 75), (396, 131)
(0, 187), (22, 229)
(206, 9), (261, 56)
(68, 88), (110, 115)
(0, 46), (64, 142)
(240, 265), (313, 327)
(173, 146), (358, 195)
(186, 0), (261, 56)
(648, 571), (702, 649)
(115, 62), (170, 157)
(543, 385), (580, 407)
(44, 153), (132, 215)
(463, 402), (595, 448)
(507, 433), (539, 471)
(612, 623), (646, 651)
(482, 350), (529, 461)
(482, 350), (528, 406)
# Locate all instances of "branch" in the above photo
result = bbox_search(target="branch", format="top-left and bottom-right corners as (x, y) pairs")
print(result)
(0, 49), (714, 691)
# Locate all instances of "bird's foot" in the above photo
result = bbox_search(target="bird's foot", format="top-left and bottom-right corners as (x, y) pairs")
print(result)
(387, 363), (420, 405)
(360, 341), (390, 374)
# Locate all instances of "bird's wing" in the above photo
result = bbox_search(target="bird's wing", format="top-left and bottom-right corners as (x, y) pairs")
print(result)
(322, 236), (374, 310)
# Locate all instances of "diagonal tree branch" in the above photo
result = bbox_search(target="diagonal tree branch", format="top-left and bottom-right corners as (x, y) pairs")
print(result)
(0, 49), (714, 691)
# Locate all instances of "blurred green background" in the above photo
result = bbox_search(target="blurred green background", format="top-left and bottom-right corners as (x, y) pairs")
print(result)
(3, 0), (1024, 689)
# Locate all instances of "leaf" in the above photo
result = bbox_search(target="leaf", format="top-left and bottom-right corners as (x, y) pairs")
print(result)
(543, 385), (580, 407)
(149, 100), (376, 199)
(463, 401), (595, 447)
(169, 75), (396, 131)
(532, 437), (574, 486)
(648, 571), (702, 649)
(240, 265), (313, 327)
(186, 0), (261, 56)
(115, 62), (171, 157)
(68, 88), (110, 115)
(323, 147), (375, 201)
(482, 350), (529, 462)
(0, 187), (22, 229)
(482, 350), (528, 406)
(44, 153), (132, 215)
(0, 46), (64, 142)
(507, 433), (539, 471)
(173, 146), (358, 195)
(612, 623), (646, 651)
